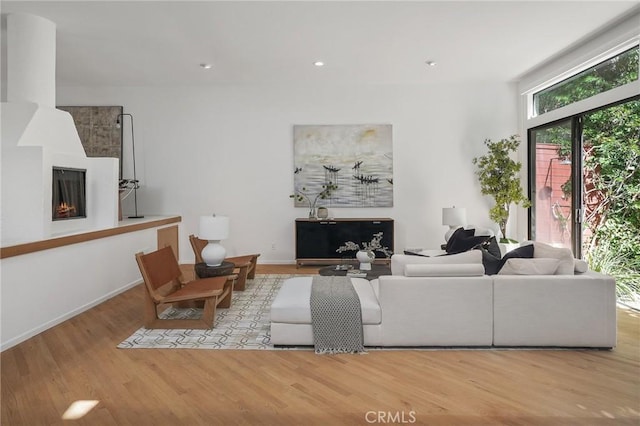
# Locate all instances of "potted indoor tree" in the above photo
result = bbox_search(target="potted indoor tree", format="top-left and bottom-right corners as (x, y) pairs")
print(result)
(472, 135), (531, 243)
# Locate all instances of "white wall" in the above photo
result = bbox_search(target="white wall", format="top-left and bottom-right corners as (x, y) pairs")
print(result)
(0, 222), (178, 350)
(57, 82), (519, 263)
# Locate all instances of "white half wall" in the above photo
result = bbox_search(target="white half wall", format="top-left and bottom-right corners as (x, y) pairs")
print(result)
(57, 82), (519, 263)
(0, 221), (179, 350)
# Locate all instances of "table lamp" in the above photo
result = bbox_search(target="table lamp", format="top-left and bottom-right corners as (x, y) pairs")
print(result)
(199, 214), (229, 266)
(442, 206), (467, 242)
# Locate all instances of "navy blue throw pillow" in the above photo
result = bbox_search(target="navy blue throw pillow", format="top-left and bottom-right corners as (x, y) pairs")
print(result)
(479, 236), (501, 258)
(446, 227), (490, 254)
(403, 250), (430, 257)
(478, 244), (534, 275)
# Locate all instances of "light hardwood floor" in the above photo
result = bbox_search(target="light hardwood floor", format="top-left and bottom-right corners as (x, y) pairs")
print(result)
(2, 265), (639, 425)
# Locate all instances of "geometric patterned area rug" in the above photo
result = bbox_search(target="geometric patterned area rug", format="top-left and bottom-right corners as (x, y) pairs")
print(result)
(118, 274), (312, 350)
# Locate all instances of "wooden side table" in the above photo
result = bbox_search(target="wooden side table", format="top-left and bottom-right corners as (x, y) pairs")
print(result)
(195, 261), (235, 279)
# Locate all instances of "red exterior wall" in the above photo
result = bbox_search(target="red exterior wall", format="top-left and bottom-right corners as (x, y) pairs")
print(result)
(534, 143), (572, 249)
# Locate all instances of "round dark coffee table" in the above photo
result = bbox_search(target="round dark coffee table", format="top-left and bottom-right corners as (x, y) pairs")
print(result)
(318, 264), (391, 280)
(195, 261), (235, 278)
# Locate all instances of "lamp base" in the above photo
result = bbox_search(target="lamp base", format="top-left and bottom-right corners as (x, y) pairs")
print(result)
(201, 240), (226, 266)
(128, 215), (145, 219)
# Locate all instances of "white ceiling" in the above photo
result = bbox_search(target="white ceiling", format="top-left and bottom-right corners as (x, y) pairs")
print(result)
(2, 1), (638, 87)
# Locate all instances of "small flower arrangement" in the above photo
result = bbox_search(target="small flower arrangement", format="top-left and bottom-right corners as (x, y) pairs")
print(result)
(336, 232), (393, 258)
(290, 182), (338, 217)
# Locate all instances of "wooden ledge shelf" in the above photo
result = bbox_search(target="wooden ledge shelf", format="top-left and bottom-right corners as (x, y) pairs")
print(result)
(1, 216), (181, 259)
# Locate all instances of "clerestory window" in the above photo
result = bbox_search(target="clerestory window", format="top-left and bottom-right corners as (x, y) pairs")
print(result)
(533, 45), (638, 116)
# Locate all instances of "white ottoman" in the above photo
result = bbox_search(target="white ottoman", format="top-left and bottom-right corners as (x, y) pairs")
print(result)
(270, 276), (383, 346)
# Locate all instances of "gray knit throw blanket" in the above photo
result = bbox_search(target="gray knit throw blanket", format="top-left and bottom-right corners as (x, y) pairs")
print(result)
(310, 276), (365, 354)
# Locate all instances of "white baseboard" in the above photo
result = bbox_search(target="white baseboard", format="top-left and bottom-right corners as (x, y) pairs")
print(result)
(1, 279), (143, 352)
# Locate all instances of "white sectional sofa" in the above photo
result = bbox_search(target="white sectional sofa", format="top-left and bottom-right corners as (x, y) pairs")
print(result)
(270, 248), (617, 348)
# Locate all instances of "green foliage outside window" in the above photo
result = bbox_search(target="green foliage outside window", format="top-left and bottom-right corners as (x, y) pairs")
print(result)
(535, 46), (639, 115)
(582, 100), (640, 299)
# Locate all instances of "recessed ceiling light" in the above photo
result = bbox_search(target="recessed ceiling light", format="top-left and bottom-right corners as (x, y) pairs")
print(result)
(425, 61), (437, 67)
(313, 61), (324, 67)
(200, 63), (213, 69)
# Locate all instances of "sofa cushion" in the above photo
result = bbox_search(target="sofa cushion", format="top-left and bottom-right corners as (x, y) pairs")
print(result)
(391, 250), (482, 275)
(498, 258), (560, 275)
(404, 263), (485, 277)
(445, 227), (490, 254)
(270, 277), (381, 325)
(479, 244), (534, 275)
(521, 241), (575, 275)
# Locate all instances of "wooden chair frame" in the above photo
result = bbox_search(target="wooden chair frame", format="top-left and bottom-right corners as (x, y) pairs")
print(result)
(135, 247), (235, 329)
(189, 234), (260, 291)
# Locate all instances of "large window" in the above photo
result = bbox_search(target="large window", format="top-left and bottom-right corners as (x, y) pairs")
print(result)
(533, 46), (638, 116)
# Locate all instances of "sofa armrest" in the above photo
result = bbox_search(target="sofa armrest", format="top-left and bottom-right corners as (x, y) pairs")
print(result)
(493, 272), (616, 347)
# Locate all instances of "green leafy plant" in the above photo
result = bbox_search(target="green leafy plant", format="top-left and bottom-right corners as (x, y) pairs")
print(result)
(290, 182), (338, 215)
(586, 236), (640, 301)
(473, 135), (531, 242)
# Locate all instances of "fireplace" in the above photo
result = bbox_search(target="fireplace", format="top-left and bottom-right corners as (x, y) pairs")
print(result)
(52, 167), (87, 220)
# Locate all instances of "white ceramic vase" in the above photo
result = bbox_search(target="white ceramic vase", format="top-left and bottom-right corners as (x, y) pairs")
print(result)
(356, 250), (375, 270)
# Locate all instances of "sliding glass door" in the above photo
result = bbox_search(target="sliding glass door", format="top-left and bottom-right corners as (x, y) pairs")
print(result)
(530, 119), (578, 252)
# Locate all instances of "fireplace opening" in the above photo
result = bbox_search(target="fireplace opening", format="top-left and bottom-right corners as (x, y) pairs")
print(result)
(52, 167), (87, 221)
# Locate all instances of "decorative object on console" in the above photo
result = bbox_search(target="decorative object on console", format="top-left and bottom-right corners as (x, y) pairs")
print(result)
(290, 183), (337, 219)
(472, 135), (531, 242)
(116, 113), (144, 218)
(293, 124), (393, 208)
(199, 214), (230, 266)
(442, 206), (467, 242)
(317, 206), (329, 219)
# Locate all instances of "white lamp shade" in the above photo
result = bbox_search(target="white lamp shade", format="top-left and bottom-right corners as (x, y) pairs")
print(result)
(442, 207), (467, 227)
(199, 215), (229, 241)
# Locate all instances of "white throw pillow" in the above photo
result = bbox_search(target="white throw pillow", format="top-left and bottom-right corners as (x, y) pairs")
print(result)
(391, 251), (482, 275)
(404, 263), (485, 277)
(498, 258), (560, 275)
(574, 259), (589, 273)
(520, 241), (574, 275)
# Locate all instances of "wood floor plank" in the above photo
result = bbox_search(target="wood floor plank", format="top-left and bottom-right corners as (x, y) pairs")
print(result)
(2, 265), (639, 425)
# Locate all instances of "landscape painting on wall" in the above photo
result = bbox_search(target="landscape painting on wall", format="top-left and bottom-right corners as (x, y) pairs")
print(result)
(293, 124), (393, 207)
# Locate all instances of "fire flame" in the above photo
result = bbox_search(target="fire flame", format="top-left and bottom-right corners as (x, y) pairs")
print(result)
(56, 202), (76, 218)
